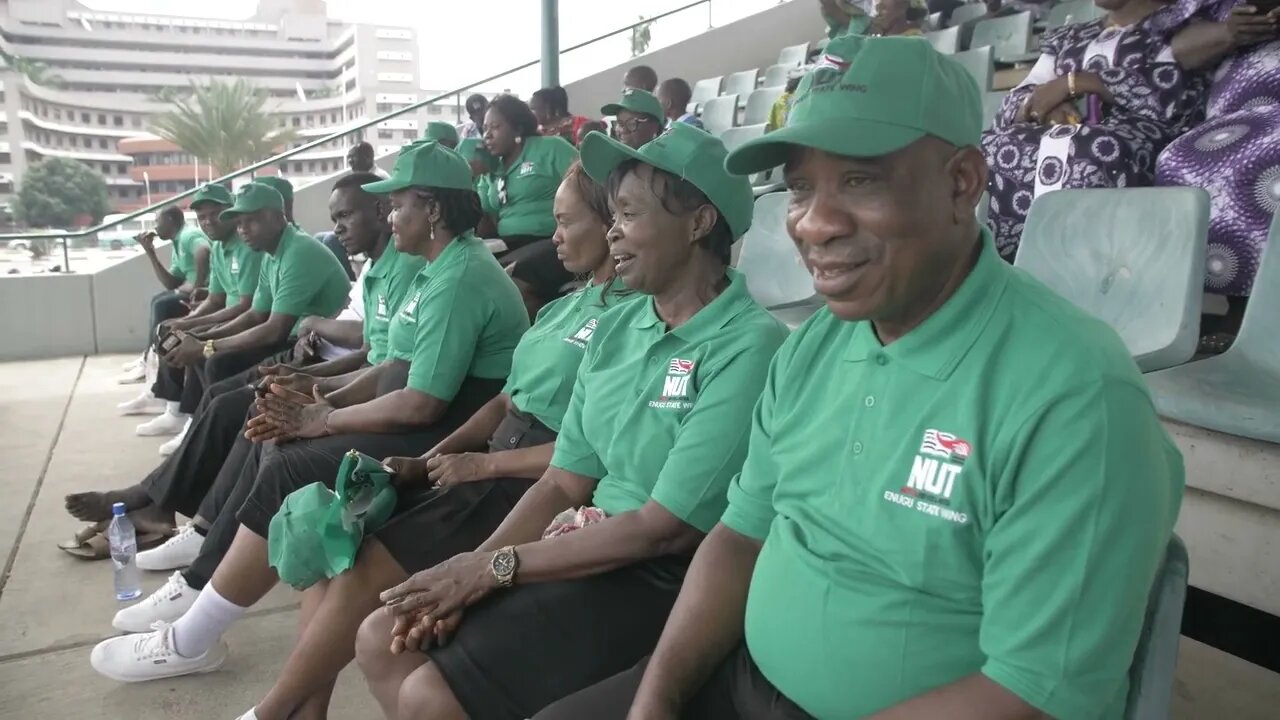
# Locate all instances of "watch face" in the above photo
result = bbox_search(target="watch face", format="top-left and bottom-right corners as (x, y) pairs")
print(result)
(492, 551), (516, 576)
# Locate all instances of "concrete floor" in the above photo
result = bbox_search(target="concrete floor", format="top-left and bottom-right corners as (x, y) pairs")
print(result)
(0, 355), (1277, 719)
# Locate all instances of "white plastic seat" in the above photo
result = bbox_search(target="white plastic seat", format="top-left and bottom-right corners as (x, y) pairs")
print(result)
(736, 193), (820, 328)
(982, 91), (1007, 129)
(776, 42), (809, 67)
(970, 12), (1033, 62)
(701, 94), (738, 137)
(723, 69), (758, 108)
(1145, 213), (1280, 443)
(1014, 187), (1208, 372)
(1046, 0), (1106, 29)
(761, 63), (790, 88)
(1123, 535), (1189, 720)
(688, 76), (723, 113)
(926, 26), (961, 54)
(744, 87), (785, 126)
(950, 3), (989, 27)
(953, 46), (993, 91)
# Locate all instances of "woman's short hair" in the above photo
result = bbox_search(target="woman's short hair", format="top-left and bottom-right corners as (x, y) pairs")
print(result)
(409, 186), (484, 235)
(562, 161), (611, 227)
(531, 86), (570, 117)
(605, 159), (733, 266)
(487, 94), (540, 140)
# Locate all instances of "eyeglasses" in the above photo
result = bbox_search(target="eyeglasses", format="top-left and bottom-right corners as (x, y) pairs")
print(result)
(616, 117), (654, 133)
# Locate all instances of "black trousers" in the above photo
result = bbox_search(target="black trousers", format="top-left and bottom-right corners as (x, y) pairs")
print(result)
(149, 290), (188, 347)
(534, 644), (815, 720)
(182, 376), (505, 589)
(152, 339), (293, 414)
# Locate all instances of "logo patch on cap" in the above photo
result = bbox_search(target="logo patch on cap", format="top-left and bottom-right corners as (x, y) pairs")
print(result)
(815, 54), (850, 73)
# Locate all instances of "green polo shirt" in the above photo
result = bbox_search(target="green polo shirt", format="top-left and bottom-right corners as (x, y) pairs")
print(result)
(207, 233), (262, 305)
(721, 233), (1184, 720)
(169, 225), (210, 283)
(384, 233), (529, 400)
(478, 135), (578, 238)
(362, 245), (426, 365)
(551, 270), (787, 532)
(503, 280), (635, 432)
(251, 225), (352, 330)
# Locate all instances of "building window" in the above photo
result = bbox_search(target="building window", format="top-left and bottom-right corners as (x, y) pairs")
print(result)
(101, 162), (112, 174)
(98, 113), (107, 125)
(81, 112), (91, 123)
(0, 153), (10, 164)
(307, 162), (316, 173)
(402, 130), (415, 140)
(292, 117), (301, 127)
(53, 108), (62, 121)
(377, 129), (392, 139)
(117, 163), (128, 174)
(98, 137), (108, 149)
(113, 115), (123, 126)
(132, 116), (142, 128)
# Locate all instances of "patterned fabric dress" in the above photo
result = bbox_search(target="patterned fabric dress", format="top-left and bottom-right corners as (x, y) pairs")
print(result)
(1156, 39), (1280, 296)
(980, 1), (1215, 260)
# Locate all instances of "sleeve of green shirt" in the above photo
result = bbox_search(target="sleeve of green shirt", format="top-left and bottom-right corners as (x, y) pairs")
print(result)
(649, 342), (780, 533)
(269, 249), (327, 317)
(548, 343), (606, 480)
(237, 252), (263, 301)
(477, 174), (498, 216)
(251, 262), (274, 313)
(405, 279), (488, 401)
(979, 379), (1182, 719)
(208, 255), (226, 296)
(719, 350), (786, 541)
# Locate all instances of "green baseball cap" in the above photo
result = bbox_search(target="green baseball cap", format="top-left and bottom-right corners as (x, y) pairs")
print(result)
(724, 35), (982, 175)
(253, 176), (293, 204)
(218, 182), (285, 222)
(601, 88), (664, 123)
(189, 183), (233, 209)
(580, 122), (754, 239)
(424, 121), (459, 146)
(361, 141), (474, 194)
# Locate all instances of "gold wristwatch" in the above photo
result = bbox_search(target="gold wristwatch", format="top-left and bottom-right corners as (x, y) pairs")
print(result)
(490, 546), (518, 588)
(202, 339), (216, 358)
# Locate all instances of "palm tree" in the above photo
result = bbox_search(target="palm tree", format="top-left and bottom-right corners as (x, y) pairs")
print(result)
(150, 78), (298, 176)
(0, 49), (66, 88)
(630, 16), (653, 57)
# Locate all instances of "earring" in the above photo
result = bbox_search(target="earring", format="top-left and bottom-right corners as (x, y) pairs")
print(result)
(515, 136), (523, 145)
(429, 224), (436, 242)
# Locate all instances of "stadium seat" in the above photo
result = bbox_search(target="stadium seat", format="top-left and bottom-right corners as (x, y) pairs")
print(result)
(970, 12), (1034, 63)
(1015, 187), (1208, 372)
(736, 192), (820, 329)
(761, 63), (791, 88)
(689, 76), (723, 113)
(953, 46), (993, 91)
(719, 124), (765, 154)
(926, 26), (961, 54)
(701, 94), (739, 136)
(982, 91), (1007, 129)
(724, 69), (758, 108)
(925, 11), (943, 30)
(1046, 0), (1105, 29)
(950, 3), (989, 27)
(1124, 535), (1189, 720)
(1144, 215), (1280, 443)
(744, 86), (785, 126)
(777, 42), (809, 67)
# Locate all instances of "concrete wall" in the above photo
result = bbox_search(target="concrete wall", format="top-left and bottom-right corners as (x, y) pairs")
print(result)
(563, 0), (822, 119)
(0, 244), (170, 361)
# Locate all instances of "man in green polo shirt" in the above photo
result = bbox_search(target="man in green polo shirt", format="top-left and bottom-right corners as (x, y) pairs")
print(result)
(541, 36), (1185, 720)
(602, 88), (664, 149)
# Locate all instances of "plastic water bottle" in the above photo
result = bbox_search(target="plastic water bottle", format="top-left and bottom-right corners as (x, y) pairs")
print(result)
(108, 502), (142, 601)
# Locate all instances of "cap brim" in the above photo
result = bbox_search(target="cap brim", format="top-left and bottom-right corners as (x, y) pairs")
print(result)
(724, 117), (927, 176)
(217, 207), (246, 222)
(360, 177), (412, 194)
(600, 103), (624, 116)
(580, 131), (658, 186)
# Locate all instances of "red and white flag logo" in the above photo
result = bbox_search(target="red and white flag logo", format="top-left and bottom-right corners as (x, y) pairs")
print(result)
(668, 358), (695, 376)
(920, 429), (971, 461)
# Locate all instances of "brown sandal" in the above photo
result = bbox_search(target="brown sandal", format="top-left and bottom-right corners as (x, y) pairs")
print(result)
(58, 520), (168, 561)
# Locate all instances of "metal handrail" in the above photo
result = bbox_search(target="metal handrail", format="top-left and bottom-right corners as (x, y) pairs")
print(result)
(0, 0), (711, 252)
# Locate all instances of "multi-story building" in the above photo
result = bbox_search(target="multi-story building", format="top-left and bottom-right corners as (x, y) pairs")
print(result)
(0, 0), (462, 214)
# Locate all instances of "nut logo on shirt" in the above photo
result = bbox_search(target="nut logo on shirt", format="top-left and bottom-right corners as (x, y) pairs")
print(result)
(376, 294), (390, 321)
(517, 161), (536, 177)
(230, 257), (240, 274)
(564, 318), (597, 349)
(882, 429), (971, 525)
(398, 291), (421, 323)
(650, 358), (695, 410)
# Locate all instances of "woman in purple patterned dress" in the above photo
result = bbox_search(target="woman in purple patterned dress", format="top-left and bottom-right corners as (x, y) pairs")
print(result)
(1157, 10), (1280, 300)
(981, 0), (1234, 260)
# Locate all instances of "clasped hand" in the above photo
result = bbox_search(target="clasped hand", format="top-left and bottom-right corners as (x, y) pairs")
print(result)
(379, 551), (498, 653)
(243, 378), (332, 443)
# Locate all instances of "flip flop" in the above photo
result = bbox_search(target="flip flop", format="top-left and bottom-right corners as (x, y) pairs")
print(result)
(58, 521), (167, 561)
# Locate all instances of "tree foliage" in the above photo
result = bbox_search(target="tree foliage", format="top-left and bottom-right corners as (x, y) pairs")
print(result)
(0, 49), (65, 88)
(150, 78), (298, 176)
(631, 16), (653, 57)
(14, 157), (109, 228)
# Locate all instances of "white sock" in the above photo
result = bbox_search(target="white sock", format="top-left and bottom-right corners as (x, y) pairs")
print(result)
(171, 584), (245, 658)
(166, 401), (181, 416)
(238, 709), (259, 720)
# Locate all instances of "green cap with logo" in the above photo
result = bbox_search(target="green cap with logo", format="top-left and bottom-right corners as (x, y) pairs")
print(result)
(580, 122), (754, 239)
(190, 183), (233, 209)
(424, 121), (459, 146)
(218, 182), (285, 222)
(601, 88), (664, 123)
(253, 176), (293, 204)
(725, 35), (982, 175)
(361, 141), (474, 194)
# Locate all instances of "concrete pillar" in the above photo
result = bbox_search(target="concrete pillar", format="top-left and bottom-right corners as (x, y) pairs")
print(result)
(541, 0), (559, 88)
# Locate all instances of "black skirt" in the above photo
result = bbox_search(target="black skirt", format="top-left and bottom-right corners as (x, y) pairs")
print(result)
(425, 555), (690, 720)
(374, 407), (557, 575)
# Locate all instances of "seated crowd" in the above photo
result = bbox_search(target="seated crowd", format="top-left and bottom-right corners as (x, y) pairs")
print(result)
(65, 0), (1280, 714)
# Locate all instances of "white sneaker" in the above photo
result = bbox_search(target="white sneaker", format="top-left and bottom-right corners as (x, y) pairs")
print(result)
(116, 365), (147, 385)
(90, 622), (226, 683)
(158, 419), (191, 456)
(138, 524), (201, 572)
(118, 391), (165, 416)
(121, 356), (144, 372)
(112, 572), (201, 632)
(136, 412), (187, 437)
(235, 709), (259, 720)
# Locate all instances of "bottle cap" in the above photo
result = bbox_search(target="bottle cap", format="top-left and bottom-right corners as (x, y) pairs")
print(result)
(112, 502), (127, 517)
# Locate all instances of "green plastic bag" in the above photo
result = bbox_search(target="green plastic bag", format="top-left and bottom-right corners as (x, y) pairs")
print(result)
(267, 450), (398, 589)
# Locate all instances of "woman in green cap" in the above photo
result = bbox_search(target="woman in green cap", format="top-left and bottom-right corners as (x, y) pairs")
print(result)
(476, 94), (580, 316)
(87, 141), (530, 691)
(356, 123), (789, 720)
(224, 162), (630, 720)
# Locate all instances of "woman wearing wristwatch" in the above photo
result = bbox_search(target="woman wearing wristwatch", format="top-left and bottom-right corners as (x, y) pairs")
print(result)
(355, 124), (789, 720)
(980, 0), (1238, 262)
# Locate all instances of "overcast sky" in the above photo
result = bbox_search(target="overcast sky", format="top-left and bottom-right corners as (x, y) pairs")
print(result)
(82, 0), (787, 95)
